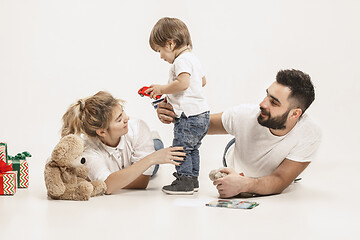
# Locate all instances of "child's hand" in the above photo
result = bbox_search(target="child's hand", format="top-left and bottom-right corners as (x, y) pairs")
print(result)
(145, 84), (164, 99)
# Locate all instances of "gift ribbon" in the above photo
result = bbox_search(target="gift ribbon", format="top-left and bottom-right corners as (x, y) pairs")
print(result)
(0, 160), (13, 173)
(8, 151), (31, 161)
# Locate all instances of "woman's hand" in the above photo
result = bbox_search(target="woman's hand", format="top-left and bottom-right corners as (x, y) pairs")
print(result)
(156, 99), (175, 124)
(149, 146), (185, 166)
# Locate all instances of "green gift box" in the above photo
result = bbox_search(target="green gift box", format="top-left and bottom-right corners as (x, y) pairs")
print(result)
(8, 152), (31, 188)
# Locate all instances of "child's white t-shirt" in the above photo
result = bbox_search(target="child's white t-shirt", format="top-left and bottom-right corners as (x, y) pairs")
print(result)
(167, 52), (209, 118)
(222, 104), (322, 178)
(82, 118), (155, 182)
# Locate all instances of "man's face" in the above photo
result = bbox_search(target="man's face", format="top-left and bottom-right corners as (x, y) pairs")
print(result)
(257, 82), (293, 130)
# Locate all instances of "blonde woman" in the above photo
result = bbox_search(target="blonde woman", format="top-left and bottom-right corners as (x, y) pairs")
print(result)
(61, 91), (185, 194)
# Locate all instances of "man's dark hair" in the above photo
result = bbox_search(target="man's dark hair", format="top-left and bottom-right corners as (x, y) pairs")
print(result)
(276, 69), (315, 114)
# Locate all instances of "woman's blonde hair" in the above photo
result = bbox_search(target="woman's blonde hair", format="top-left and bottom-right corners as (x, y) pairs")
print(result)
(149, 17), (193, 51)
(61, 91), (124, 138)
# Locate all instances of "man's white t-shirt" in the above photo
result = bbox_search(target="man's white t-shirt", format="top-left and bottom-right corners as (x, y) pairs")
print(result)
(167, 51), (209, 118)
(82, 118), (155, 182)
(222, 104), (322, 177)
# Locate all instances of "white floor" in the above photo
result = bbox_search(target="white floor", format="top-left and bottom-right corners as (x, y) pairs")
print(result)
(1, 154), (359, 240)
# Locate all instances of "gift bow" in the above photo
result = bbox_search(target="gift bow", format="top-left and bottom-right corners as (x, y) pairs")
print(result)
(8, 151), (31, 160)
(0, 160), (13, 173)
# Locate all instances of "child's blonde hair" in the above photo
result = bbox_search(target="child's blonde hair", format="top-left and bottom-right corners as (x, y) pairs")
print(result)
(149, 17), (193, 51)
(61, 91), (124, 138)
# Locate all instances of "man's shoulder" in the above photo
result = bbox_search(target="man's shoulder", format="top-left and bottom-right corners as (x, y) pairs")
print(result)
(222, 104), (259, 135)
(223, 104), (258, 118)
(294, 114), (322, 140)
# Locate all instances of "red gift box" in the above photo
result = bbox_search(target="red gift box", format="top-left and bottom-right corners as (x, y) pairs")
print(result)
(0, 161), (17, 195)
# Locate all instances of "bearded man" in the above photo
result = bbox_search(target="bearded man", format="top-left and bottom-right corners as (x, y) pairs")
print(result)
(157, 69), (321, 198)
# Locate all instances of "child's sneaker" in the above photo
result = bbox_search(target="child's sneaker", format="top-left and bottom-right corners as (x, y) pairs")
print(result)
(192, 176), (199, 192)
(162, 172), (194, 195)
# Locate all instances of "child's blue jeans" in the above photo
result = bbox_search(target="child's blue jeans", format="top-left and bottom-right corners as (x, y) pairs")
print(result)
(151, 138), (164, 177)
(173, 111), (210, 177)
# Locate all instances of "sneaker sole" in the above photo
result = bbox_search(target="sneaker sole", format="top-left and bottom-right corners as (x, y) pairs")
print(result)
(162, 189), (194, 195)
(194, 188), (199, 192)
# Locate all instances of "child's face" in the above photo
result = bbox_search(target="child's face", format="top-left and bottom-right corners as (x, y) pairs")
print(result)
(155, 42), (176, 64)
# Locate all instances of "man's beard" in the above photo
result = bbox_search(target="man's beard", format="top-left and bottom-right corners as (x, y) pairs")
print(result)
(257, 107), (290, 130)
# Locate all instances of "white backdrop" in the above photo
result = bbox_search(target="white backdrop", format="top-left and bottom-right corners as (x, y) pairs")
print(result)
(1, 0), (359, 166)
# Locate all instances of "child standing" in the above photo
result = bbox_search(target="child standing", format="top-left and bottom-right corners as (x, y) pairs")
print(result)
(146, 17), (210, 195)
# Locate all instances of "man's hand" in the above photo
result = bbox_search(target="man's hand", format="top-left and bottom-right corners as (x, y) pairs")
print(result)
(213, 168), (250, 198)
(213, 159), (311, 198)
(156, 98), (175, 124)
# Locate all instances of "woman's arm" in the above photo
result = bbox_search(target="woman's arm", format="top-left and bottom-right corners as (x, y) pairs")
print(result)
(104, 147), (185, 194)
(123, 174), (150, 189)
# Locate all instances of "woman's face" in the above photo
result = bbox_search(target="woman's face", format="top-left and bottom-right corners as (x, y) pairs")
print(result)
(100, 104), (129, 147)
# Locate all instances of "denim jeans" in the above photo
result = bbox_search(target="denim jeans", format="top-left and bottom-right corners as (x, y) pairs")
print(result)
(151, 138), (164, 177)
(223, 138), (235, 167)
(173, 111), (210, 177)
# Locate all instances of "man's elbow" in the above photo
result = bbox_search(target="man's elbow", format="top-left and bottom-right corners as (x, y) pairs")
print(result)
(271, 176), (292, 195)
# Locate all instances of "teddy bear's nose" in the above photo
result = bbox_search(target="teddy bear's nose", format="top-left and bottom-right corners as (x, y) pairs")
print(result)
(81, 157), (86, 164)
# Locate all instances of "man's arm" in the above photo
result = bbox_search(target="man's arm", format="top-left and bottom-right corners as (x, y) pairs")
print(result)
(156, 101), (228, 135)
(213, 159), (310, 198)
(208, 113), (228, 134)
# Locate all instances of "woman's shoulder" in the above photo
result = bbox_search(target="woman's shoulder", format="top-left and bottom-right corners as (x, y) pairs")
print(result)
(126, 118), (151, 140)
(128, 118), (151, 132)
(81, 135), (104, 156)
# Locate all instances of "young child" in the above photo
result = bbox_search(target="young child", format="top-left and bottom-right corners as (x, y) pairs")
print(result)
(146, 17), (210, 195)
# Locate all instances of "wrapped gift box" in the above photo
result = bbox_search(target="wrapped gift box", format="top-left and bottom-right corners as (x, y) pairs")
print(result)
(0, 142), (8, 163)
(8, 152), (31, 188)
(0, 161), (17, 195)
(8, 159), (29, 188)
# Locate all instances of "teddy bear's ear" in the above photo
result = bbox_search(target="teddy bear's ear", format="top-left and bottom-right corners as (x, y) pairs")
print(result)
(51, 134), (84, 165)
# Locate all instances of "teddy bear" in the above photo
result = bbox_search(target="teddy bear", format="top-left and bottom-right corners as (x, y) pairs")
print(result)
(44, 134), (107, 201)
(209, 167), (228, 181)
(210, 168), (254, 197)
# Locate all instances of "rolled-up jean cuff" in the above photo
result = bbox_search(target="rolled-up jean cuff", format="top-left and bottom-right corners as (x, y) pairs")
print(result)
(151, 138), (164, 177)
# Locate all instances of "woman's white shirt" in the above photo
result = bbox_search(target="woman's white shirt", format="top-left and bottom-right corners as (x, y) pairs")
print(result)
(82, 118), (155, 182)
